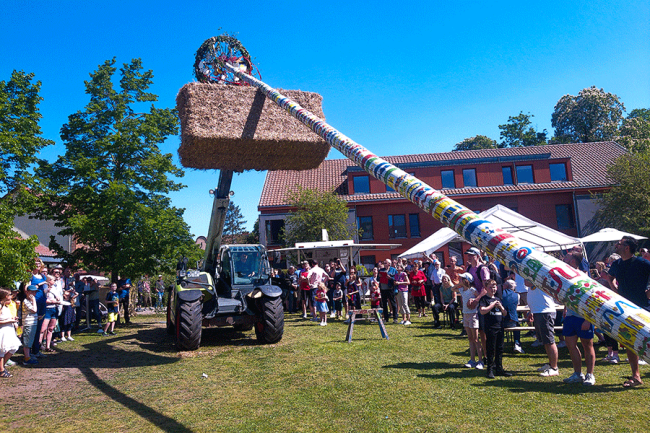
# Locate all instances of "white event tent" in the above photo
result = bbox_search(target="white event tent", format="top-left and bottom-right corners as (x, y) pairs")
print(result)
(399, 204), (583, 260)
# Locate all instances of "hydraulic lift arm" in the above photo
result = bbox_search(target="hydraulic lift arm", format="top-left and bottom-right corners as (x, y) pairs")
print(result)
(202, 169), (234, 276)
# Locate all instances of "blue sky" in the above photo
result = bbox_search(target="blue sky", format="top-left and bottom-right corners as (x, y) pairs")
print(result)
(3, 1), (649, 237)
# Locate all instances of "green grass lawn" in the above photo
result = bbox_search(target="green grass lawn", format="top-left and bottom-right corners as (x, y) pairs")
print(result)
(4, 312), (650, 432)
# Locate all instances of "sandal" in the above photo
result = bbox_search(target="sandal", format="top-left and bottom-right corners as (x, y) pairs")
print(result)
(623, 378), (643, 388)
(0, 370), (12, 378)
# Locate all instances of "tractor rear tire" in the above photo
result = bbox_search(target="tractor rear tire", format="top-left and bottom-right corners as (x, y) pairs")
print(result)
(254, 296), (284, 344)
(176, 298), (202, 350)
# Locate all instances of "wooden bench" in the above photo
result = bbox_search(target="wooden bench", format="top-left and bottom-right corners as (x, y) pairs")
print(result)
(345, 308), (389, 342)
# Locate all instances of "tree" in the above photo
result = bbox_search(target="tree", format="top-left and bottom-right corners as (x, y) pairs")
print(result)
(594, 151), (650, 238)
(0, 70), (53, 285)
(453, 135), (499, 151)
(37, 58), (194, 280)
(222, 201), (247, 244)
(498, 112), (547, 147)
(551, 86), (625, 143)
(281, 186), (356, 247)
(244, 218), (259, 244)
(618, 108), (650, 154)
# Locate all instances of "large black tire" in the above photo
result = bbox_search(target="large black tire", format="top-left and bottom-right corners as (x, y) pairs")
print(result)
(254, 296), (284, 344)
(166, 290), (174, 335)
(176, 298), (202, 350)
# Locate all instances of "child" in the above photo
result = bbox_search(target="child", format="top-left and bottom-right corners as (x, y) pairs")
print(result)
(370, 280), (381, 309)
(479, 279), (512, 378)
(103, 283), (120, 335)
(332, 283), (344, 320)
(21, 285), (39, 365)
(394, 265), (411, 325)
(343, 278), (359, 323)
(459, 272), (484, 370)
(315, 283), (329, 326)
(0, 288), (22, 377)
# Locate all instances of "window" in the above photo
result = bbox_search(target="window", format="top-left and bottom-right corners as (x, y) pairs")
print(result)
(353, 175), (370, 194)
(550, 163), (568, 182)
(516, 165), (534, 184)
(265, 219), (285, 246)
(357, 216), (374, 241)
(388, 214), (407, 238)
(555, 204), (575, 229)
(448, 242), (464, 266)
(502, 166), (514, 185)
(409, 213), (420, 237)
(441, 170), (455, 189)
(462, 168), (477, 187)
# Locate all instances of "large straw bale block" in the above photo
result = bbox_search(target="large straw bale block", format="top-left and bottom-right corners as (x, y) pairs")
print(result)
(176, 83), (330, 171)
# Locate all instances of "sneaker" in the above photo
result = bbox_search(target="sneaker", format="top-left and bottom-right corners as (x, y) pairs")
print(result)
(393, 319), (399, 324)
(35, 352), (47, 358)
(563, 372), (585, 383)
(608, 355), (620, 364)
(583, 373), (596, 386)
(531, 340), (543, 348)
(557, 341), (567, 349)
(302, 314), (308, 319)
(487, 370), (495, 379)
(539, 367), (559, 377)
(320, 322), (326, 327)
(464, 360), (477, 368)
(475, 361), (484, 370)
(404, 321), (411, 326)
(60, 336), (68, 342)
(23, 357), (38, 366)
(97, 329), (104, 334)
(537, 363), (551, 372)
(639, 359), (648, 366)
(601, 354), (613, 362)
(310, 317), (320, 322)
(514, 344), (525, 354)
(399, 320), (405, 325)
(330, 313), (336, 318)
(67, 336), (74, 341)
(5, 359), (16, 367)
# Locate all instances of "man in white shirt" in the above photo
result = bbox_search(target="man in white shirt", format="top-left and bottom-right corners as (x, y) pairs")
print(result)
(527, 283), (560, 377)
(307, 260), (330, 320)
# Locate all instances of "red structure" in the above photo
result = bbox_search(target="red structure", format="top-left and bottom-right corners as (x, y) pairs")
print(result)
(259, 142), (625, 266)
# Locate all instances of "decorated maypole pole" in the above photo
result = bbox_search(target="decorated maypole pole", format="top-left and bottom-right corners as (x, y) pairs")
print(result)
(191, 37), (650, 361)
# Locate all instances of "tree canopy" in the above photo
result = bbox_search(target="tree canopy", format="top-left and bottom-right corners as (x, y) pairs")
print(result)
(37, 58), (195, 280)
(453, 135), (499, 151)
(594, 151), (650, 238)
(498, 112), (547, 147)
(281, 186), (356, 246)
(551, 86), (625, 143)
(222, 201), (247, 244)
(0, 70), (52, 286)
(617, 108), (650, 154)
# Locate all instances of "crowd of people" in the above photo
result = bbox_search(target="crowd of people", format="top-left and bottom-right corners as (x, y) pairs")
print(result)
(273, 237), (650, 385)
(0, 260), (148, 378)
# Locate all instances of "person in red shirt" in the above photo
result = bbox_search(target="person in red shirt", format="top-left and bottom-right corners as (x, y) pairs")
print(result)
(299, 261), (311, 319)
(409, 261), (427, 318)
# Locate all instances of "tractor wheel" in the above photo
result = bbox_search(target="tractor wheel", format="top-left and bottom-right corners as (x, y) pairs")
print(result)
(166, 290), (174, 335)
(176, 298), (202, 350)
(254, 296), (284, 344)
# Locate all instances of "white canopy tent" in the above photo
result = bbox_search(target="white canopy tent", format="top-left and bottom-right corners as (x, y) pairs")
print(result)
(579, 228), (647, 263)
(399, 204), (583, 260)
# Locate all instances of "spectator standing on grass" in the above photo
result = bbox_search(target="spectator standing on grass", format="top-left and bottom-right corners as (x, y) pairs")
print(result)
(0, 288), (21, 378)
(39, 276), (60, 353)
(343, 273), (359, 322)
(308, 260), (330, 321)
(86, 278), (103, 332)
(459, 272), (483, 370)
(286, 266), (298, 314)
(409, 261), (427, 319)
(465, 247), (489, 364)
(501, 279), (523, 354)
(332, 283), (344, 320)
(606, 236), (650, 388)
(479, 279), (512, 378)
(103, 283), (119, 336)
(378, 259), (398, 324)
(141, 277), (152, 309)
(594, 262), (619, 363)
(21, 285), (39, 365)
(155, 276), (165, 309)
(527, 282), (560, 378)
(315, 283), (329, 326)
(60, 283), (78, 342)
(299, 261), (311, 319)
(395, 264), (411, 326)
(117, 277), (132, 325)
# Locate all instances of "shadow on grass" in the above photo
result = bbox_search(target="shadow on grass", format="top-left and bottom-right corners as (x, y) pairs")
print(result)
(475, 377), (634, 394)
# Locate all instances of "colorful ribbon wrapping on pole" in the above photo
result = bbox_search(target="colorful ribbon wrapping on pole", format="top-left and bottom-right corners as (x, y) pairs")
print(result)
(222, 62), (650, 361)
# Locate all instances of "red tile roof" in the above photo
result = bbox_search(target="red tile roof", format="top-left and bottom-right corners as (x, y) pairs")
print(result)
(259, 141), (625, 208)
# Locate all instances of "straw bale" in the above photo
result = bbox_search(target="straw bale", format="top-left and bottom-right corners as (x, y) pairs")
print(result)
(176, 83), (330, 171)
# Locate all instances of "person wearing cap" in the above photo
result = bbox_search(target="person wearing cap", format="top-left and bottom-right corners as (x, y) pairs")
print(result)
(459, 272), (484, 370)
(20, 284), (39, 365)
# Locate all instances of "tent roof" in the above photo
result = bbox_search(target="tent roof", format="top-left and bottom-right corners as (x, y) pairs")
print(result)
(399, 204), (583, 259)
(580, 228), (647, 243)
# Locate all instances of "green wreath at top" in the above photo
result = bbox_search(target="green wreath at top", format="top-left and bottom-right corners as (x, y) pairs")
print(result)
(193, 35), (261, 85)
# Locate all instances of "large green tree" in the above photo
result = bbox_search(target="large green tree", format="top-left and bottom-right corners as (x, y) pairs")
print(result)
(222, 201), (247, 244)
(551, 86), (625, 143)
(38, 58), (194, 280)
(594, 151), (650, 238)
(0, 70), (52, 285)
(453, 135), (499, 151)
(498, 112), (547, 147)
(617, 108), (650, 154)
(281, 186), (356, 247)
